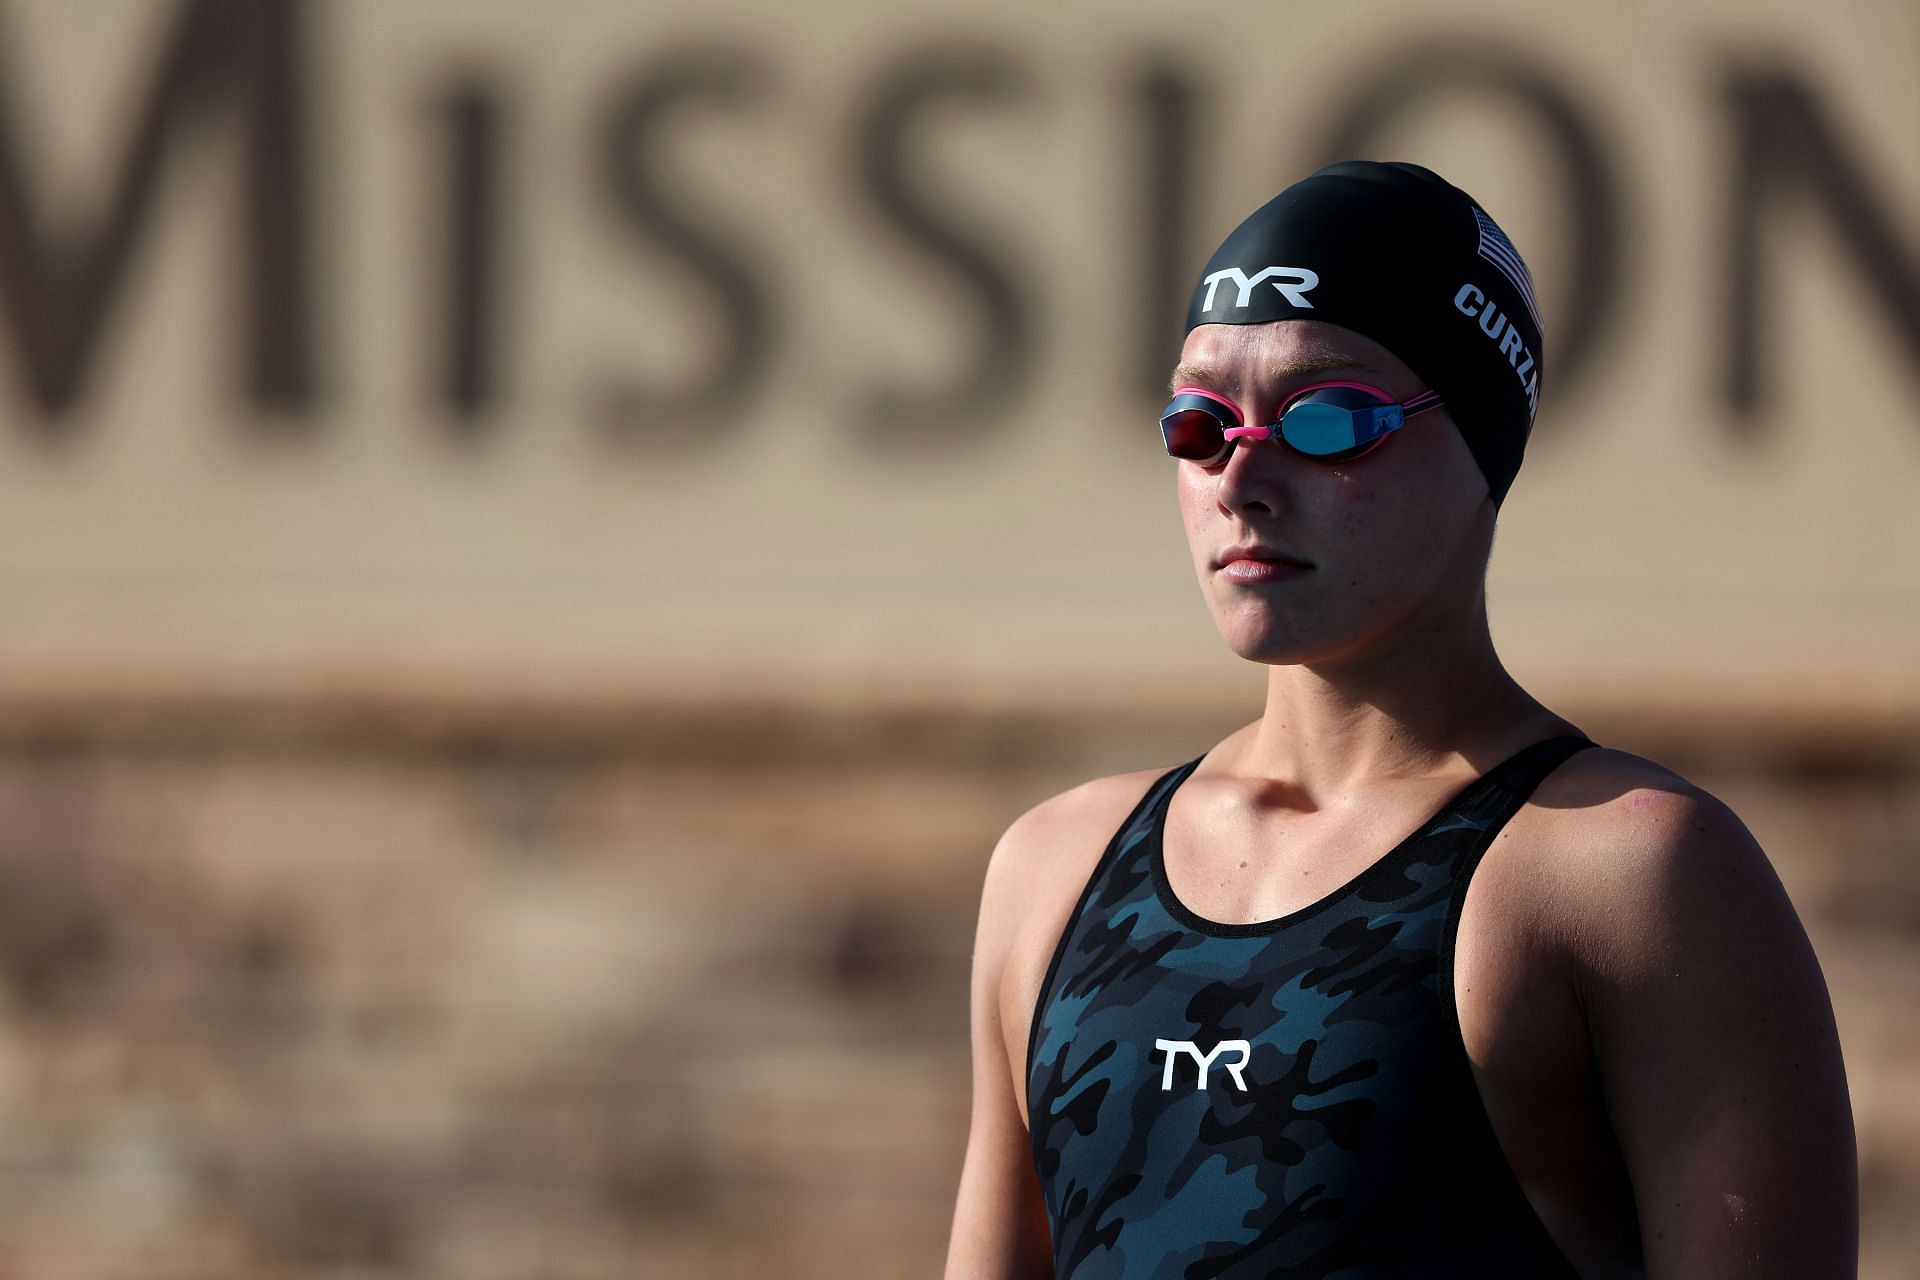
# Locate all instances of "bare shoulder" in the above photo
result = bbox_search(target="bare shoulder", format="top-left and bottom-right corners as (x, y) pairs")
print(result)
(1531, 741), (1765, 861)
(980, 760), (1182, 964)
(977, 759), (1190, 1121)
(1509, 750), (1857, 1270)
(1526, 741), (1715, 819)
(989, 763), (1176, 896)
(1507, 743), (1800, 979)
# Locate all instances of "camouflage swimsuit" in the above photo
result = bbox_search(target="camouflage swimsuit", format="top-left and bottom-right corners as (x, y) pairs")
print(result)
(1026, 734), (1598, 1278)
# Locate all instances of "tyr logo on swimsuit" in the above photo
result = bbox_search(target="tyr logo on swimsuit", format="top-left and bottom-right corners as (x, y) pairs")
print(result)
(1154, 1037), (1253, 1090)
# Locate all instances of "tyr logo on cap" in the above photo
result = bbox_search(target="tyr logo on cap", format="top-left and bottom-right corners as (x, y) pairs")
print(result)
(1199, 265), (1320, 312)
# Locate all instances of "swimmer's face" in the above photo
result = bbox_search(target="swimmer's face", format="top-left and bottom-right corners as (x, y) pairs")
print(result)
(1172, 318), (1493, 668)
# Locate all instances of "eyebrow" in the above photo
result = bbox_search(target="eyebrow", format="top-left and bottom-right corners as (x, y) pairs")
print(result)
(1166, 353), (1370, 398)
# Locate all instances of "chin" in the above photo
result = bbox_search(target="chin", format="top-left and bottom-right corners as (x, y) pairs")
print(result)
(1216, 623), (1317, 666)
(1212, 602), (1363, 665)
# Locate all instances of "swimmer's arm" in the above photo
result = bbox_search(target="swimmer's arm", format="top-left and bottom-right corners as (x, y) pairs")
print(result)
(944, 809), (1055, 1280)
(1571, 787), (1858, 1278)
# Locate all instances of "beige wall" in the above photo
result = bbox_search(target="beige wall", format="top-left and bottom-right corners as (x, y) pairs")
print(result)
(0, 0), (1913, 721)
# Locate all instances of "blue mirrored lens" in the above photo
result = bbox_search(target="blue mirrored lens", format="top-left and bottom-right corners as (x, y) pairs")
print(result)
(1280, 402), (1363, 455)
(1278, 387), (1397, 458)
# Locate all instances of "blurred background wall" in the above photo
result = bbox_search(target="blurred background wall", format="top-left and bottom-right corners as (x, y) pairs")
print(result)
(0, 0), (1912, 1276)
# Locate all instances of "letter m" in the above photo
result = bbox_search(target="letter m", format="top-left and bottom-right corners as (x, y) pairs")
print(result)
(0, 0), (313, 430)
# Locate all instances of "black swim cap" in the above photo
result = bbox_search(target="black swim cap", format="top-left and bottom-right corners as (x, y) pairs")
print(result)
(1184, 161), (1544, 509)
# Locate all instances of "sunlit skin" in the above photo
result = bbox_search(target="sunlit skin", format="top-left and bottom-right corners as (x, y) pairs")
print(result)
(1172, 316), (1564, 793)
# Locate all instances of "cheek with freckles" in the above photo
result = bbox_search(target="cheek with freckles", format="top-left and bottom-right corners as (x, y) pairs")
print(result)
(1175, 467), (1210, 561)
(1179, 456), (1452, 643)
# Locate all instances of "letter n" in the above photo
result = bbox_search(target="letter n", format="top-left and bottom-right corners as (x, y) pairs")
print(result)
(1721, 63), (1920, 435)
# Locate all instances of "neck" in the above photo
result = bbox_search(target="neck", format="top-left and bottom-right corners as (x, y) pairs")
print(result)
(1233, 581), (1571, 807)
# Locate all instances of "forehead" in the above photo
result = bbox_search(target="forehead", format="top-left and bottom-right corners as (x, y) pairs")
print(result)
(1174, 319), (1416, 391)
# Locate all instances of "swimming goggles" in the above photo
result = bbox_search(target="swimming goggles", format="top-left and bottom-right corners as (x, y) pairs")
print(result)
(1159, 380), (1445, 466)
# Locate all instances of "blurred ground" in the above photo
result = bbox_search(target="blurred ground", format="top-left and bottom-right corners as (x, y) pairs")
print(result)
(0, 700), (1909, 1279)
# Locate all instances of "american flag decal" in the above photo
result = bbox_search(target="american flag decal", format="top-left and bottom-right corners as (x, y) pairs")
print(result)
(1472, 206), (1542, 333)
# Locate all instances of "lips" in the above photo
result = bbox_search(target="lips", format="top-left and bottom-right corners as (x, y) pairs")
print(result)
(1216, 544), (1312, 569)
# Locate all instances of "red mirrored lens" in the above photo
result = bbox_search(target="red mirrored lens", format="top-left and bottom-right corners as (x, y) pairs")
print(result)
(1160, 407), (1231, 463)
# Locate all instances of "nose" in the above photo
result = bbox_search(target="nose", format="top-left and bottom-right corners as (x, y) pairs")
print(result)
(1214, 426), (1294, 517)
